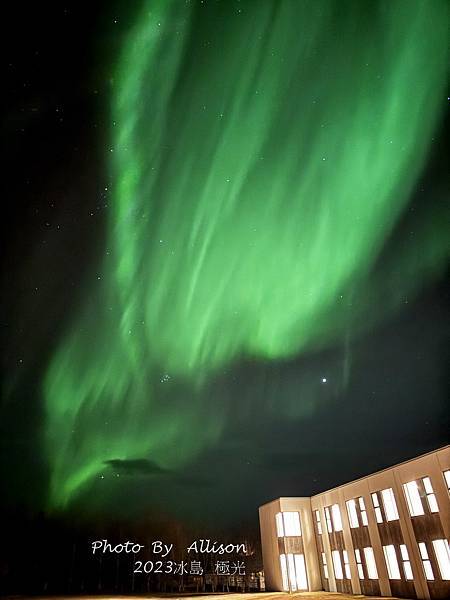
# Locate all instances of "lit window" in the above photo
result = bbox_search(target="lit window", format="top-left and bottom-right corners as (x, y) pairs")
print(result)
(321, 552), (329, 579)
(325, 507), (333, 533)
(282, 552), (308, 591)
(346, 499), (359, 528)
(418, 542), (435, 580)
(355, 549), (364, 579)
(332, 550), (344, 580)
(283, 511), (302, 536)
(444, 470), (450, 492)
(422, 477), (439, 513)
(276, 512), (301, 537)
(315, 510), (322, 535)
(403, 481), (425, 516)
(280, 554), (289, 591)
(364, 547), (378, 580)
(359, 497), (369, 526)
(371, 493), (383, 523)
(432, 539), (450, 580)
(383, 545), (401, 580)
(294, 554), (308, 590)
(287, 553), (297, 591)
(381, 488), (399, 521)
(276, 513), (284, 537)
(343, 550), (351, 579)
(400, 544), (414, 580)
(331, 504), (343, 531)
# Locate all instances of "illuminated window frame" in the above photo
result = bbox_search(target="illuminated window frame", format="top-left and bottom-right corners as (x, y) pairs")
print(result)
(432, 539), (450, 581)
(332, 550), (344, 580)
(418, 542), (435, 581)
(400, 544), (414, 580)
(355, 549), (364, 579)
(321, 552), (329, 579)
(403, 480), (425, 516)
(371, 492), (383, 523)
(422, 477), (439, 513)
(383, 545), (401, 580)
(331, 503), (343, 531)
(346, 499), (359, 528)
(444, 470), (450, 493)
(324, 507), (333, 533)
(364, 547), (378, 580)
(381, 488), (399, 521)
(343, 550), (351, 579)
(359, 497), (369, 526)
(315, 510), (322, 535)
(276, 511), (301, 537)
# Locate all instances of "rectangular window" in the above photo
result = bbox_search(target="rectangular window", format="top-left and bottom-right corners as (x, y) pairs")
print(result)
(276, 512), (284, 537)
(315, 510), (322, 535)
(346, 499), (359, 528)
(364, 547), (378, 580)
(383, 545), (401, 580)
(325, 507), (333, 533)
(331, 504), (343, 531)
(280, 554), (289, 591)
(432, 539), (450, 581)
(332, 550), (344, 580)
(422, 477), (439, 513)
(400, 544), (414, 580)
(371, 492), (383, 523)
(444, 470), (450, 492)
(419, 542), (435, 580)
(283, 511), (302, 536)
(355, 549), (364, 579)
(343, 550), (351, 579)
(287, 553), (297, 590)
(403, 480), (424, 516)
(294, 554), (308, 590)
(359, 497), (369, 525)
(381, 488), (399, 521)
(321, 552), (329, 579)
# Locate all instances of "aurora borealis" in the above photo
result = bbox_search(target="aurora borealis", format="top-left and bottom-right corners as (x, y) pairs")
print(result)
(38, 0), (449, 510)
(2, 0), (448, 537)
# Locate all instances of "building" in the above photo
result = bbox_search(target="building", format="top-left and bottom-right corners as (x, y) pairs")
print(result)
(259, 445), (450, 599)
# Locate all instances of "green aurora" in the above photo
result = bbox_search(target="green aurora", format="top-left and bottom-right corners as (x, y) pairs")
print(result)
(44, 0), (448, 509)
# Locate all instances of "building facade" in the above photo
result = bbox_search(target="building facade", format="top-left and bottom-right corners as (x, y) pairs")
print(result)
(259, 446), (450, 599)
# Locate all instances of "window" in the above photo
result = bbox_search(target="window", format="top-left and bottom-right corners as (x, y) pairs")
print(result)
(347, 499), (359, 528)
(280, 554), (289, 591)
(343, 550), (351, 579)
(281, 553), (308, 591)
(418, 542), (434, 580)
(371, 493), (383, 523)
(355, 549), (364, 579)
(432, 539), (450, 580)
(359, 497), (369, 526)
(315, 510), (322, 535)
(325, 507), (332, 533)
(276, 511), (301, 537)
(444, 470), (450, 492)
(422, 477), (439, 513)
(403, 480), (425, 516)
(332, 550), (344, 579)
(276, 513), (284, 537)
(331, 504), (343, 531)
(364, 547), (378, 580)
(400, 544), (414, 580)
(321, 552), (329, 579)
(381, 488), (399, 521)
(383, 545), (401, 580)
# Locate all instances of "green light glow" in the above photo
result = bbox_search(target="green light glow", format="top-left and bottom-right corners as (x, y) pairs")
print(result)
(44, 0), (447, 508)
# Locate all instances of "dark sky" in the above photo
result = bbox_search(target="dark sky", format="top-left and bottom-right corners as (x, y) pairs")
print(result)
(1, 0), (449, 534)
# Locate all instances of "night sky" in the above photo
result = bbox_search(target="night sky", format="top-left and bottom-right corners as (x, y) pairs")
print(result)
(2, 0), (449, 533)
